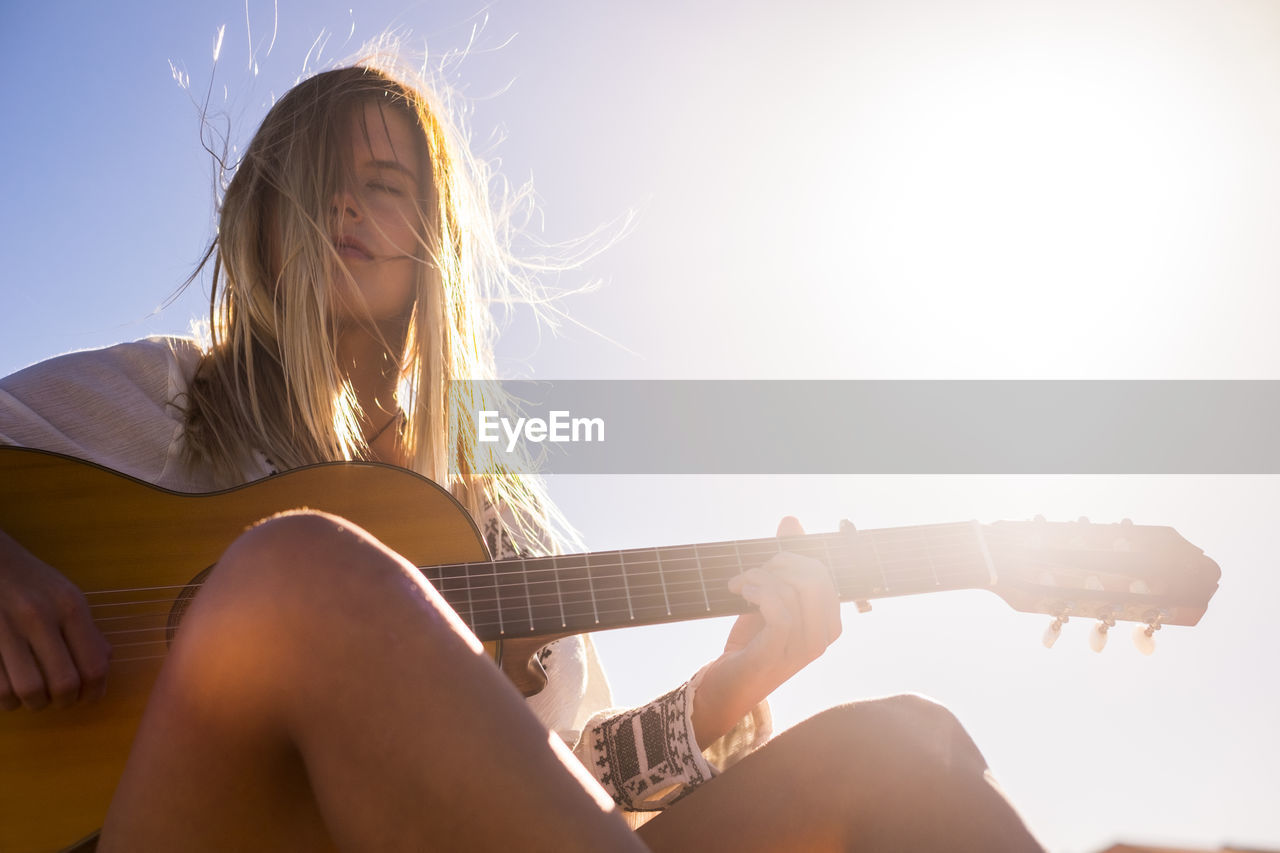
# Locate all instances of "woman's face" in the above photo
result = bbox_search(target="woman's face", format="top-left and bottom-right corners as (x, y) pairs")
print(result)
(330, 101), (426, 323)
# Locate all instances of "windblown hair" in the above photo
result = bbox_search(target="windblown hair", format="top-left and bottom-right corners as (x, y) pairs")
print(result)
(183, 60), (574, 551)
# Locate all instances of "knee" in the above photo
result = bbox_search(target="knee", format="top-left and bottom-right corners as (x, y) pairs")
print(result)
(226, 509), (393, 572)
(181, 510), (438, 644)
(777, 699), (1034, 850)
(857, 692), (966, 743)
(804, 691), (959, 736)
(211, 510), (410, 601)
(796, 693), (983, 778)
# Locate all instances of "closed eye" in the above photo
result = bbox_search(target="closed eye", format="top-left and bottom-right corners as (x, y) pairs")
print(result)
(367, 180), (405, 196)
(362, 158), (418, 196)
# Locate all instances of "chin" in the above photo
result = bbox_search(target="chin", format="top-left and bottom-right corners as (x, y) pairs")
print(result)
(332, 283), (415, 323)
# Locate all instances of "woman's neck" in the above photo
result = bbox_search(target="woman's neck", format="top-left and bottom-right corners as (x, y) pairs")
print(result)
(336, 323), (406, 464)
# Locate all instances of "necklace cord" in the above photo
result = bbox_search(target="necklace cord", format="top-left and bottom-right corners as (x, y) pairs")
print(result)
(365, 412), (401, 444)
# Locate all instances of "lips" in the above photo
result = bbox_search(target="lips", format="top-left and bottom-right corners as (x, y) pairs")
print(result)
(336, 235), (374, 261)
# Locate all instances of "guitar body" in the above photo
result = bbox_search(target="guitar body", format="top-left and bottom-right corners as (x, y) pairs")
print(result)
(0, 448), (518, 853)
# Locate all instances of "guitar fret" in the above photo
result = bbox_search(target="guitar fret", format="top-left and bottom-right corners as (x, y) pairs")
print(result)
(655, 548), (672, 616)
(552, 555), (567, 628)
(430, 563), (465, 632)
(618, 549), (635, 621)
(820, 534), (838, 590)
(973, 521), (998, 585)
(520, 556), (558, 632)
(491, 559), (504, 635)
(870, 533), (889, 593)
(587, 551), (630, 624)
(585, 555), (600, 625)
(618, 549), (673, 622)
(461, 559), (500, 638)
(867, 524), (988, 593)
(543, 554), (593, 632)
(649, 546), (710, 617)
(829, 532), (881, 599)
(692, 544), (711, 612)
(520, 557), (535, 631)
(463, 562), (477, 632)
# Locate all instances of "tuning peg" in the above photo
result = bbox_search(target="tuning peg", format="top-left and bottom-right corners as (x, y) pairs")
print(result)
(1042, 614), (1068, 648)
(1132, 613), (1164, 655)
(1132, 624), (1158, 655)
(839, 519), (857, 533)
(1033, 514), (1046, 523)
(854, 600), (872, 614)
(1089, 614), (1117, 652)
(1077, 516), (1090, 524)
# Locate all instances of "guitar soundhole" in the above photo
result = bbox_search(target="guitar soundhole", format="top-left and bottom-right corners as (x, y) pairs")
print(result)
(166, 564), (216, 646)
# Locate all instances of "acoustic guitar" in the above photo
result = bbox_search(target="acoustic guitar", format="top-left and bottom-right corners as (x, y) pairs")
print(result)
(0, 447), (1221, 852)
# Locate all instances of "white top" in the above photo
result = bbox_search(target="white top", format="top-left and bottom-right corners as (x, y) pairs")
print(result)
(0, 337), (770, 814)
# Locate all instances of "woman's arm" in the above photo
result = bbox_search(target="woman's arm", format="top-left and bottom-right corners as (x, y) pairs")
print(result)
(488, 497), (839, 809)
(0, 339), (207, 712)
(574, 516), (839, 812)
(0, 527), (111, 710)
(690, 515), (841, 747)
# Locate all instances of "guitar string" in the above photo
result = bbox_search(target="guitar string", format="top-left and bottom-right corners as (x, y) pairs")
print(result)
(82, 533), (1006, 648)
(85, 563), (1006, 646)
(78, 527), (987, 600)
(88, 568), (981, 635)
(74, 524), (986, 594)
(100, 594), (1146, 660)
(83, 557), (980, 610)
(88, 564), (993, 639)
(94, 580), (1144, 652)
(82, 543), (992, 623)
(96, 578), (955, 656)
(78, 553), (980, 602)
(81, 529), (1032, 652)
(98, 582), (1142, 661)
(101, 586), (1147, 668)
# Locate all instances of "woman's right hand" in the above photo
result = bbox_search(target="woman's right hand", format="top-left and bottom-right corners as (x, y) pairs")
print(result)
(0, 529), (111, 710)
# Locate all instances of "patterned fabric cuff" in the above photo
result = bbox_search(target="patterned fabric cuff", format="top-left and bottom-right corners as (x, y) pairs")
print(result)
(583, 680), (715, 811)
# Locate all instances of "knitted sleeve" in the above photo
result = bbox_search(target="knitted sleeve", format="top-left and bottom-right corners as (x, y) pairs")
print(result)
(0, 337), (214, 490)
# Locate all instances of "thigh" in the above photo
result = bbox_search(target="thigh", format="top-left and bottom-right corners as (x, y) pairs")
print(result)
(636, 696), (1043, 853)
(96, 513), (386, 851)
(99, 511), (645, 853)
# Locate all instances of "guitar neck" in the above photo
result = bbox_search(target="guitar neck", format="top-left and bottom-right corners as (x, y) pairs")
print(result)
(423, 522), (995, 642)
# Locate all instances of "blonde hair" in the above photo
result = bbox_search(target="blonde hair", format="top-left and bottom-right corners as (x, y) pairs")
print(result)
(184, 60), (577, 552)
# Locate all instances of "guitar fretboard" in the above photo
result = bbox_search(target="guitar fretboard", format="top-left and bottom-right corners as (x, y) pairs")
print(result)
(420, 523), (994, 641)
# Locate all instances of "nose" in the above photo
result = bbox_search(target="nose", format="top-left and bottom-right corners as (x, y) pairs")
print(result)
(331, 187), (362, 221)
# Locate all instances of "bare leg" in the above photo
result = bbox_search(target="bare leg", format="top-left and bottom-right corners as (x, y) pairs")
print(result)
(637, 695), (1045, 852)
(98, 511), (645, 852)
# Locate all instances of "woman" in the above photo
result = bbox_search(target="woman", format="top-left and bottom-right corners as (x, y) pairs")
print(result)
(0, 59), (1044, 850)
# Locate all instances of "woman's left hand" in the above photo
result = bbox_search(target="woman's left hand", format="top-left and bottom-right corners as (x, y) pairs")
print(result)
(690, 516), (842, 749)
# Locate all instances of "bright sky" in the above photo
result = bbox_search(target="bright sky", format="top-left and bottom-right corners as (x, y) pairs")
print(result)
(3, 2), (1278, 851)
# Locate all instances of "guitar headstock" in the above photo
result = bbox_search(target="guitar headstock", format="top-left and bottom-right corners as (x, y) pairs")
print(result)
(981, 517), (1220, 648)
